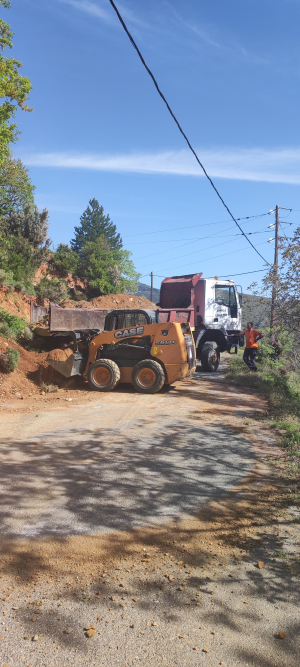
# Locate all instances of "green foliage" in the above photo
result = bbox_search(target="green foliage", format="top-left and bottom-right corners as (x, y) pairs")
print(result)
(1, 202), (50, 247)
(0, 344), (19, 372)
(0, 152), (35, 217)
(250, 226), (300, 340)
(51, 243), (79, 277)
(77, 236), (140, 295)
(0, 233), (43, 292)
(226, 332), (300, 478)
(0, 0), (32, 163)
(0, 306), (27, 339)
(0, 266), (13, 285)
(71, 198), (122, 254)
(35, 276), (69, 303)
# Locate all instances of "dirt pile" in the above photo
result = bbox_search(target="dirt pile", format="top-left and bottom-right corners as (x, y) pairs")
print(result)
(0, 335), (53, 399)
(0, 286), (35, 320)
(47, 348), (73, 362)
(59, 293), (158, 309)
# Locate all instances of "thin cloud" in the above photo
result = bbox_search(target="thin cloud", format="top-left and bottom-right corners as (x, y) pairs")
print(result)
(58, 0), (112, 22)
(20, 147), (300, 184)
(172, 8), (269, 65)
(57, 0), (147, 29)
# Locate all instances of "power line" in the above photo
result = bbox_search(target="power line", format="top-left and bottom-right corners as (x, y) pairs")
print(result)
(139, 240), (270, 275)
(141, 267), (268, 280)
(134, 226), (272, 261)
(129, 224), (273, 245)
(135, 225), (235, 260)
(206, 269), (267, 279)
(107, 0), (270, 265)
(139, 234), (270, 269)
(123, 212), (271, 239)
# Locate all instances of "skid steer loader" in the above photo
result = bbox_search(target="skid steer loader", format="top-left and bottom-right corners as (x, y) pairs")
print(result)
(45, 308), (196, 394)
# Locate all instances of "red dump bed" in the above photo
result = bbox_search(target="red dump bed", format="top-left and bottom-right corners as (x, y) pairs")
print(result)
(159, 273), (203, 328)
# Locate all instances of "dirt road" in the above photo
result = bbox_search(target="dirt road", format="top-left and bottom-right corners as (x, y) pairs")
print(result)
(0, 363), (299, 667)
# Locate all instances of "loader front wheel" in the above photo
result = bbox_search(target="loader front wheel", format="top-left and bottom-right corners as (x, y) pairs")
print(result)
(88, 359), (121, 392)
(132, 360), (165, 394)
(201, 341), (220, 372)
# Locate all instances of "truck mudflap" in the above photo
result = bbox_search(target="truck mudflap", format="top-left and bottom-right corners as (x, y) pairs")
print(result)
(46, 351), (84, 377)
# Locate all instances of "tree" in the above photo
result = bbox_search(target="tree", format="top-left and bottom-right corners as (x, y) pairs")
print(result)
(51, 243), (79, 277)
(0, 0), (32, 163)
(0, 152), (35, 217)
(250, 226), (300, 341)
(0, 233), (47, 291)
(1, 202), (50, 248)
(78, 236), (140, 295)
(71, 199), (122, 254)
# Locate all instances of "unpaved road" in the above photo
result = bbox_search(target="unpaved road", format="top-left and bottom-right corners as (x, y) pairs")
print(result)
(0, 369), (255, 538)
(0, 363), (299, 667)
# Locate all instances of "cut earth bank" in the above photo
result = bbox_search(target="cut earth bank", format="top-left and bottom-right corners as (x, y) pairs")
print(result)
(0, 362), (299, 667)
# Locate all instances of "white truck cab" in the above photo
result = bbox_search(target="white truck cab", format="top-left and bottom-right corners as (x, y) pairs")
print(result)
(200, 279), (242, 331)
(159, 273), (244, 372)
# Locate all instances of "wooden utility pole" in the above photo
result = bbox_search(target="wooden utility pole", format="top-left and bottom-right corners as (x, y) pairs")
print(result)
(270, 204), (280, 335)
(150, 271), (153, 303)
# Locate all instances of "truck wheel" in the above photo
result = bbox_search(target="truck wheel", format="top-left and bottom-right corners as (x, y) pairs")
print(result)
(201, 341), (220, 372)
(87, 359), (121, 391)
(132, 360), (165, 394)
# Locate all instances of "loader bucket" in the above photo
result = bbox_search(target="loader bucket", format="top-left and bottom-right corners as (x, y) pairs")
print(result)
(45, 350), (83, 377)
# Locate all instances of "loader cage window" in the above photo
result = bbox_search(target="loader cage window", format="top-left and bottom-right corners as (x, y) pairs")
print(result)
(105, 310), (149, 331)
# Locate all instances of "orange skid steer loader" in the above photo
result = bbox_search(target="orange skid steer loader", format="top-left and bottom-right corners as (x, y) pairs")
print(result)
(45, 308), (197, 394)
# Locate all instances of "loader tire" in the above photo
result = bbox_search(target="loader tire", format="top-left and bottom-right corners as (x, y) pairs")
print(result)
(132, 359), (165, 394)
(87, 359), (121, 392)
(201, 341), (220, 372)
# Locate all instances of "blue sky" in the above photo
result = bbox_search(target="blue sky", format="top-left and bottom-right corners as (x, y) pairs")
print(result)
(7, 0), (300, 291)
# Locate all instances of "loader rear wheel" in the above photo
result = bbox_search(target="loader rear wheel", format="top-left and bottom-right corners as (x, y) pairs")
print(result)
(88, 359), (121, 392)
(201, 341), (220, 372)
(132, 360), (165, 394)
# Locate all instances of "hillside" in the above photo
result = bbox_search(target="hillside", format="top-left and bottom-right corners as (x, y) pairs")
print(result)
(134, 282), (160, 304)
(240, 293), (271, 329)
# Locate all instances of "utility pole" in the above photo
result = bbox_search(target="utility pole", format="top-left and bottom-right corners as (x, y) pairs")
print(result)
(270, 204), (280, 336)
(150, 271), (153, 303)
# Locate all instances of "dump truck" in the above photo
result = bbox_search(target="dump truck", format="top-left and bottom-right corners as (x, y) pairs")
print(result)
(35, 304), (196, 393)
(158, 273), (244, 372)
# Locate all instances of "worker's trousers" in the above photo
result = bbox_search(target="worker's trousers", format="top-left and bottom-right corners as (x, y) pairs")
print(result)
(243, 348), (257, 370)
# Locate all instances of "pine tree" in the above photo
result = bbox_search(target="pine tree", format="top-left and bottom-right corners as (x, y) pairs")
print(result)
(71, 198), (122, 254)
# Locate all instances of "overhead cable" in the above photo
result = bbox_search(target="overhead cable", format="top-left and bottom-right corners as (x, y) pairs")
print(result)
(123, 212), (271, 239)
(107, 0), (270, 265)
(138, 240), (270, 275)
(140, 236), (270, 269)
(129, 224), (273, 245)
(135, 226), (272, 261)
(143, 267), (267, 279)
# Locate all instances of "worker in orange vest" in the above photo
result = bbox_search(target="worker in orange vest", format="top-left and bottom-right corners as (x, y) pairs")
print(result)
(242, 321), (264, 371)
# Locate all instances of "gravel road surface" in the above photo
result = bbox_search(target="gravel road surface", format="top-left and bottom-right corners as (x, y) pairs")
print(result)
(0, 383), (254, 537)
(0, 364), (299, 667)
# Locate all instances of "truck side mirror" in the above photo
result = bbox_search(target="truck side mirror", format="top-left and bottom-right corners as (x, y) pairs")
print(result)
(238, 293), (243, 307)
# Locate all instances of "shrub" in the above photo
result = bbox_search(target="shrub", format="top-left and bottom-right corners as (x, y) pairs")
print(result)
(51, 243), (79, 277)
(35, 276), (69, 303)
(0, 268), (14, 287)
(0, 308), (27, 340)
(0, 347), (20, 373)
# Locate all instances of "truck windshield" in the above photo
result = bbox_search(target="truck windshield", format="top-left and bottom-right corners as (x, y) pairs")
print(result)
(215, 285), (230, 306)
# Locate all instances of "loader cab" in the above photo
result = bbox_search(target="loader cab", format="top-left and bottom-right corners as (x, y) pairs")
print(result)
(104, 309), (157, 331)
